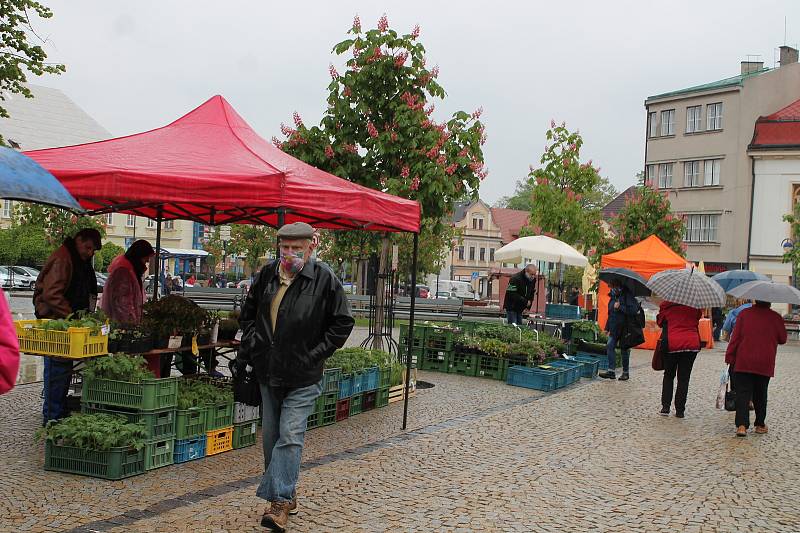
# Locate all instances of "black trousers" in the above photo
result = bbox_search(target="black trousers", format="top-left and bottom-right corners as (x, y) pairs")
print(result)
(733, 372), (770, 429)
(661, 351), (697, 413)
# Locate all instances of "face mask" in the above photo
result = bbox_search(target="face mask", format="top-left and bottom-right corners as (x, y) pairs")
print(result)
(280, 250), (305, 275)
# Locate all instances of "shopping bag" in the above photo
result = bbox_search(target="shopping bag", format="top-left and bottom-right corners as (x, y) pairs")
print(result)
(724, 384), (736, 412)
(651, 340), (665, 371)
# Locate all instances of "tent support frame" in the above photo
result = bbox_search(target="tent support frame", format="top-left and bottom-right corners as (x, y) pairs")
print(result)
(402, 232), (419, 430)
(152, 206), (163, 300)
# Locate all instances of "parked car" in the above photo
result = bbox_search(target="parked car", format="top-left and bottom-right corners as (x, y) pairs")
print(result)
(417, 285), (430, 298)
(95, 272), (107, 293)
(237, 278), (252, 290)
(14, 266), (40, 279)
(2, 266), (37, 288)
(0, 266), (27, 289)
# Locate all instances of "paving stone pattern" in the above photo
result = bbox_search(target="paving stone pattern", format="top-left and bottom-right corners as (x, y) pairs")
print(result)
(2, 344), (800, 532)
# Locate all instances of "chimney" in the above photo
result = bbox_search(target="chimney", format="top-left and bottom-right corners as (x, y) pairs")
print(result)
(780, 45), (799, 66)
(741, 61), (764, 75)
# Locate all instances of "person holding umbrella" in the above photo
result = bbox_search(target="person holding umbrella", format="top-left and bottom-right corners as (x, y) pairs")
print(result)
(725, 280), (795, 437)
(598, 268), (650, 381)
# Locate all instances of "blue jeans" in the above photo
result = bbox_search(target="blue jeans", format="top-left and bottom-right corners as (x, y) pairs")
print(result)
(256, 380), (322, 502)
(606, 335), (630, 374)
(507, 310), (523, 325)
(43, 357), (73, 424)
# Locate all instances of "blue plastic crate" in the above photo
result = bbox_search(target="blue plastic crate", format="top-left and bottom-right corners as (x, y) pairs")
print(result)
(506, 365), (559, 391)
(361, 366), (379, 392)
(572, 354), (601, 378)
(351, 370), (364, 395)
(174, 435), (206, 463)
(545, 303), (582, 320)
(539, 363), (579, 387)
(546, 359), (584, 383)
(338, 373), (353, 399)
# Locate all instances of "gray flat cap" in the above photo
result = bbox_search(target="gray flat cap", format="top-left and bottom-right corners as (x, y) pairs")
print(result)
(277, 222), (315, 240)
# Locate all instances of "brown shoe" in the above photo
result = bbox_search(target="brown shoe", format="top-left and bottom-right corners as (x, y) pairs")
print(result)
(736, 425), (747, 437)
(261, 501), (291, 532)
(289, 497), (299, 515)
(755, 425), (768, 434)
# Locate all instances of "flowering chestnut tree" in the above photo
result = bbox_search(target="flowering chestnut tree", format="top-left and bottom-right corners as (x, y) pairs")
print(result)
(276, 15), (486, 275)
(523, 122), (604, 249)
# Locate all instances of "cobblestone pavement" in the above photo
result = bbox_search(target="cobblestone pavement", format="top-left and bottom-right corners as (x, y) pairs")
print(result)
(3, 343), (800, 532)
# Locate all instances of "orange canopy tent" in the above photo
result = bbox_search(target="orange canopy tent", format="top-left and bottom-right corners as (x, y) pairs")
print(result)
(597, 235), (686, 332)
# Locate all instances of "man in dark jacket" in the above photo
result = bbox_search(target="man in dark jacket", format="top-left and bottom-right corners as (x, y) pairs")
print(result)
(599, 280), (638, 381)
(34, 228), (101, 423)
(503, 265), (538, 325)
(238, 222), (354, 532)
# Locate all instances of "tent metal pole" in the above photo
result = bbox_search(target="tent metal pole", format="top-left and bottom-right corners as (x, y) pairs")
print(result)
(153, 206), (163, 300)
(276, 208), (285, 259)
(402, 232), (419, 430)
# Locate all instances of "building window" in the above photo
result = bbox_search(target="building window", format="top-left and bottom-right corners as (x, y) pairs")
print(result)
(707, 103), (723, 130)
(164, 220), (174, 230)
(648, 112), (658, 138)
(104, 213), (113, 225)
(489, 248), (495, 262)
(469, 247), (475, 261)
(684, 161), (701, 187)
(458, 246), (464, 260)
(660, 109), (675, 136)
(658, 163), (673, 189)
(646, 165), (657, 187)
(684, 214), (719, 243)
(147, 218), (156, 229)
(126, 214), (135, 227)
(480, 248), (486, 261)
(1, 200), (11, 219)
(472, 217), (484, 230)
(686, 105), (702, 133)
(703, 159), (721, 186)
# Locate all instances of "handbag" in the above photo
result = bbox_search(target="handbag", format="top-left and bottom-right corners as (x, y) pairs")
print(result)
(724, 383), (736, 412)
(619, 314), (645, 350)
(651, 339), (665, 371)
(230, 359), (262, 407)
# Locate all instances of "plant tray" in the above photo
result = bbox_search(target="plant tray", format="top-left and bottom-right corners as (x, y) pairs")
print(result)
(81, 377), (178, 410)
(174, 435), (206, 463)
(144, 438), (175, 470)
(361, 366), (380, 392)
(175, 407), (208, 439)
(506, 365), (560, 391)
(572, 354), (601, 378)
(420, 349), (450, 372)
(233, 421), (258, 449)
(449, 352), (478, 377)
(476, 354), (506, 380)
(349, 393), (363, 416)
(338, 373), (353, 399)
(376, 386), (389, 408)
(44, 441), (144, 480)
(322, 368), (341, 395)
(81, 405), (176, 440)
(233, 402), (260, 424)
(205, 427), (233, 456)
(335, 398), (350, 422)
(206, 401), (234, 431)
(16, 319), (108, 359)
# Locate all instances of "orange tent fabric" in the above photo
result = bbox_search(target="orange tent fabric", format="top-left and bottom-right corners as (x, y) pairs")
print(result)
(598, 235), (686, 332)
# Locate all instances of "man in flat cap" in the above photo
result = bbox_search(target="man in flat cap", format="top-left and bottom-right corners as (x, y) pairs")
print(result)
(238, 222), (354, 532)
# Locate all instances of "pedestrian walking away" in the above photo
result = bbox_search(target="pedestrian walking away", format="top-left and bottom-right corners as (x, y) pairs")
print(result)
(33, 228), (101, 424)
(236, 222), (354, 532)
(599, 279), (637, 381)
(725, 301), (787, 437)
(504, 264), (537, 325)
(0, 286), (20, 395)
(657, 301), (702, 418)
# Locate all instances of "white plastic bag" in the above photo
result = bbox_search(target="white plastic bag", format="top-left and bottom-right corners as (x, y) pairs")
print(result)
(715, 365), (729, 410)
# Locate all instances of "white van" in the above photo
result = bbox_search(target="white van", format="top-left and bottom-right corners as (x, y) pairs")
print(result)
(430, 280), (477, 300)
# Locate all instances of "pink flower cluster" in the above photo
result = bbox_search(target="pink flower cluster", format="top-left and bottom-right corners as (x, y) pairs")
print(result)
(271, 136), (283, 149)
(410, 176), (420, 190)
(378, 14), (389, 32)
(411, 24), (420, 39)
(366, 47), (383, 63)
(395, 52), (408, 67)
(458, 147), (469, 158)
(550, 119), (556, 128)
(353, 15), (361, 32)
(329, 64), (339, 79)
(430, 66), (439, 78)
(562, 158), (569, 168)
(343, 143), (358, 154)
(367, 122), (379, 138)
(380, 175), (387, 187)
(472, 107), (483, 119)
(401, 165), (410, 178)
(445, 163), (457, 175)
(293, 111), (303, 127)
(325, 145), (335, 158)
(425, 104), (435, 116)
(343, 86), (352, 97)
(400, 91), (424, 111)
(436, 154), (446, 165)
(280, 123), (295, 137)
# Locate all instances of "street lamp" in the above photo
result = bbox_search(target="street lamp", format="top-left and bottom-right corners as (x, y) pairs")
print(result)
(782, 238), (796, 288)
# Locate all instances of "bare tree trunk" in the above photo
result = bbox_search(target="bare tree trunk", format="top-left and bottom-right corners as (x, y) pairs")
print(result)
(371, 235), (390, 350)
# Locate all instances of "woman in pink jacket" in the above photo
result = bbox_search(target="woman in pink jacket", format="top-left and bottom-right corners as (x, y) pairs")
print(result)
(0, 286), (20, 394)
(101, 240), (156, 373)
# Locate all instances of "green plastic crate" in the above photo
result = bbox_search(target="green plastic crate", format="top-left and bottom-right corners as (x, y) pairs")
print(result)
(349, 393), (363, 416)
(81, 405), (176, 440)
(322, 368), (341, 395)
(233, 421), (258, 449)
(399, 324), (427, 350)
(378, 366), (391, 388)
(425, 328), (455, 351)
(175, 407), (208, 439)
(144, 438), (174, 471)
(420, 348), (450, 372)
(306, 411), (320, 430)
(44, 441), (144, 480)
(376, 386), (389, 408)
(315, 393), (338, 427)
(206, 401), (234, 431)
(476, 354), (506, 380)
(81, 377), (178, 410)
(448, 352), (478, 376)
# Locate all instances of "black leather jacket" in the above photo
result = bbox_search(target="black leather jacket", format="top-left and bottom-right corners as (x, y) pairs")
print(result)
(238, 259), (354, 388)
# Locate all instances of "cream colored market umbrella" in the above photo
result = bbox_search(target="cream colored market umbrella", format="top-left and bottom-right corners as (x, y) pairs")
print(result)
(494, 235), (588, 267)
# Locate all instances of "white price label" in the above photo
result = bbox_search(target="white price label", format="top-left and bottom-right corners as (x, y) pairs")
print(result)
(101, 325), (110, 336)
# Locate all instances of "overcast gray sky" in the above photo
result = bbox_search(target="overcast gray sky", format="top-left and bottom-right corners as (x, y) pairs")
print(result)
(31, 0), (800, 205)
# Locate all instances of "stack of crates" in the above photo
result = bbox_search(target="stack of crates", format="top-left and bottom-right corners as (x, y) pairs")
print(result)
(81, 376), (179, 472)
(376, 365), (391, 408)
(421, 327), (454, 372)
(308, 368), (339, 430)
(398, 324), (424, 367)
(232, 402), (259, 449)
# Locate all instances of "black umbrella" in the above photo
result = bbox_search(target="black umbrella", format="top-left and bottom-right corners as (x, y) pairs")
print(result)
(599, 267), (652, 297)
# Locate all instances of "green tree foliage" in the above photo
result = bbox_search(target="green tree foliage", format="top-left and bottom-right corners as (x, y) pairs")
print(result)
(0, 222), (51, 265)
(594, 173), (686, 266)
(782, 204), (800, 267)
(13, 203), (105, 247)
(497, 173), (617, 213)
(94, 241), (124, 272)
(523, 122), (605, 249)
(202, 226), (224, 274)
(276, 15), (486, 277)
(0, 0), (66, 144)
(228, 225), (275, 275)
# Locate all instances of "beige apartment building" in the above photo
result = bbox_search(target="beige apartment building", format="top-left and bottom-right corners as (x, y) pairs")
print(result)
(644, 46), (800, 274)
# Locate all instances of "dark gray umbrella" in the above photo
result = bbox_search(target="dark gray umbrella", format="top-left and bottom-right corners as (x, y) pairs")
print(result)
(711, 269), (770, 292)
(599, 267), (652, 297)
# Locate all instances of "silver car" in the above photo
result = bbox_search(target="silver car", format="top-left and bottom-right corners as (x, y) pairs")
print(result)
(6, 266), (37, 288)
(0, 266), (28, 289)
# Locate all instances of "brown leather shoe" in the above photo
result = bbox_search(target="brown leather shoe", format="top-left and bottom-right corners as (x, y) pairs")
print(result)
(261, 501), (291, 532)
(736, 425), (747, 437)
(289, 497), (298, 515)
(755, 425), (768, 434)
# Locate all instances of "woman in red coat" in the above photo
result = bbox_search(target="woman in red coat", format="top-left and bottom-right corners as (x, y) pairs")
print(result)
(0, 287), (20, 394)
(657, 301), (702, 418)
(725, 301), (787, 437)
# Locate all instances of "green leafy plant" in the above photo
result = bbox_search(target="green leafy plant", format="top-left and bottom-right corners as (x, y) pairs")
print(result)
(177, 379), (234, 410)
(83, 353), (153, 382)
(142, 295), (210, 338)
(40, 310), (107, 332)
(36, 413), (147, 451)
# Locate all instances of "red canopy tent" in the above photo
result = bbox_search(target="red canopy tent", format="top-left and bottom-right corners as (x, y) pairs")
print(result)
(25, 95), (423, 428)
(24, 95), (420, 233)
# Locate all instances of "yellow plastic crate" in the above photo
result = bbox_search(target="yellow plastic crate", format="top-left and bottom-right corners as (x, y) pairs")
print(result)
(15, 319), (108, 359)
(205, 426), (233, 456)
